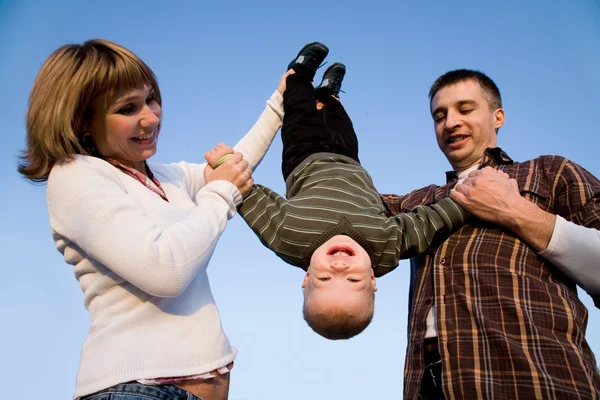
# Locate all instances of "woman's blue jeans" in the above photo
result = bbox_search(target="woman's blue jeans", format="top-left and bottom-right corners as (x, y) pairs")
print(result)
(80, 381), (205, 400)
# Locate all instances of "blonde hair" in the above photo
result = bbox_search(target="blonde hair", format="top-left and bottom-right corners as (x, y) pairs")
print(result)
(303, 292), (375, 340)
(18, 39), (162, 182)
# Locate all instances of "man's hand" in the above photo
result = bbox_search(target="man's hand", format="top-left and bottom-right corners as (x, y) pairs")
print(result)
(451, 167), (519, 226)
(451, 167), (555, 252)
(277, 69), (296, 95)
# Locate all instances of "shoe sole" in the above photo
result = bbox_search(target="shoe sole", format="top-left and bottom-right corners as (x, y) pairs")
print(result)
(316, 63), (347, 91)
(295, 41), (329, 57)
(288, 42), (330, 70)
(321, 62), (346, 76)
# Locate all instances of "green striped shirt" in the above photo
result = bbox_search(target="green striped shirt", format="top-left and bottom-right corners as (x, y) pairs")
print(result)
(239, 153), (467, 276)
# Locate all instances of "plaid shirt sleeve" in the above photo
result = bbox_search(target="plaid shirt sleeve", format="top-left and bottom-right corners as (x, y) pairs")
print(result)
(381, 184), (441, 215)
(554, 159), (600, 228)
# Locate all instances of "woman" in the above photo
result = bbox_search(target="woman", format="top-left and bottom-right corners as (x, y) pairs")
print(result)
(18, 39), (287, 400)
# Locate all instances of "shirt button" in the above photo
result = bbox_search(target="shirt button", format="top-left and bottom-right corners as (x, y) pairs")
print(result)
(440, 258), (446, 265)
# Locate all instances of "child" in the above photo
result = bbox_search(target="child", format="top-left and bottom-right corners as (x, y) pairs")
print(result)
(206, 42), (467, 340)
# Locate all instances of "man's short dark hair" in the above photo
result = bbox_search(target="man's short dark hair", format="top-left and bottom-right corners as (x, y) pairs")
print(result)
(429, 69), (502, 111)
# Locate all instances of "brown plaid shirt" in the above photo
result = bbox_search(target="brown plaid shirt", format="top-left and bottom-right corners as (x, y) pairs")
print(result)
(381, 148), (600, 400)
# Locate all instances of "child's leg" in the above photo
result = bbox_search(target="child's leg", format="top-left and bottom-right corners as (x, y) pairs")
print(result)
(281, 68), (335, 180)
(315, 93), (360, 164)
(281, 69), (361, 180)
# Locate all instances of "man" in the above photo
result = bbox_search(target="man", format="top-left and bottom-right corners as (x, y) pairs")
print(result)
(382, 69), (600, 400)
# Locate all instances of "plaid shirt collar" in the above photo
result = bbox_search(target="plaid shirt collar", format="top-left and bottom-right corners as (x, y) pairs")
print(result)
(444, 147), (514, 183)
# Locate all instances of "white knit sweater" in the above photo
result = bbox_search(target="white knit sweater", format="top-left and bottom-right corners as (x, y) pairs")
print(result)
(46, 91), (284, 398)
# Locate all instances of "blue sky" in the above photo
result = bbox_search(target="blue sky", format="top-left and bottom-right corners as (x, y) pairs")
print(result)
(1, 0), (599, 399)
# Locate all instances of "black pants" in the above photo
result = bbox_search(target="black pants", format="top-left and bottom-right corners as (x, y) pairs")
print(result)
(281, 67), (360, 181)
(420, 338), (445, 400)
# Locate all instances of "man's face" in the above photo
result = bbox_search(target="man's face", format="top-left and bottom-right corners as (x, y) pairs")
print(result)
(430, 79), (505, 171)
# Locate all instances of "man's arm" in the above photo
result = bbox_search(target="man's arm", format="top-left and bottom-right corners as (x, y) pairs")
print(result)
(539, 216), (600, 303)
(452, 166), (600, 301)
(453, 169), (555, 251)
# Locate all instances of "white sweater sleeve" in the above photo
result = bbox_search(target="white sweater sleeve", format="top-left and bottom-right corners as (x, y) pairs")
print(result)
(539, 215), (600, 295)
(47, 157), (241, 298)
(233, 90), (284, 171)
(168, 91), (284, 204)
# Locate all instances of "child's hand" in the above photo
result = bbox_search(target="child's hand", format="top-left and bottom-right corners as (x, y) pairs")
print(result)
(203, 152), (254, 198)
(205, 143), (235, 168)
(316, 96), (341, 111)
(277, 69), (296, 94)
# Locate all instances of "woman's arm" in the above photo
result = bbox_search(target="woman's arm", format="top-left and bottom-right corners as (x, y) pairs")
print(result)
(233, 90), (284, 170)
(225, 70), (293, 170)
(48, 157), (242, 298)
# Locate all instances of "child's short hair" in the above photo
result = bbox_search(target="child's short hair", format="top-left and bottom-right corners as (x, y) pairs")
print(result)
(302, 292), (375, 340)
(19, 39), (161, 182)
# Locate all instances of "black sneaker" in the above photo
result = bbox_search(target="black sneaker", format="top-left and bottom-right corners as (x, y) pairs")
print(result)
(314, 62), (346, 97)
(287, 42), (329, 80)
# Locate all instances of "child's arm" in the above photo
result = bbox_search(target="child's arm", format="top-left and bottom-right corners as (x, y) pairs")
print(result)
(205, 143), (236, 169)
(231, 70), (294, 171)
(373, 197), (468, 277)
(237, 184), (304, 267)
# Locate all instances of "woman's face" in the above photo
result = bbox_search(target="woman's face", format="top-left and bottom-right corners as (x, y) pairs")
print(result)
(88, 85), (162, 170)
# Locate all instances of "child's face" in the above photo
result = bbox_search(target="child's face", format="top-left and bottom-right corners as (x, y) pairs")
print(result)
(302, 235), (377, 313)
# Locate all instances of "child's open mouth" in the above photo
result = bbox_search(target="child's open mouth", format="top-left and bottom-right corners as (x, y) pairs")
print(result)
(328, 246), (354, 257)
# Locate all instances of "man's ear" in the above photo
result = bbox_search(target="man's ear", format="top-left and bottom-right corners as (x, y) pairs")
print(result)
(493, 108), (505, 131)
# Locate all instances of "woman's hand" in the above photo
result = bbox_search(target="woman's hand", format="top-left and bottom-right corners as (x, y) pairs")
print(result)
(277, 69), (296, 94)
(205, 143), (235, 168)
(203, 150), (254, 197)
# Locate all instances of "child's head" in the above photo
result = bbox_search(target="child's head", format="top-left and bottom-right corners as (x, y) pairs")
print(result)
(302, 235), (377, 340)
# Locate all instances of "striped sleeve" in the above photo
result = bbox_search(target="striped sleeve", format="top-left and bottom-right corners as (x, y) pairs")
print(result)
(372, 197), (468, 277)
(238, 184), (303, 267)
